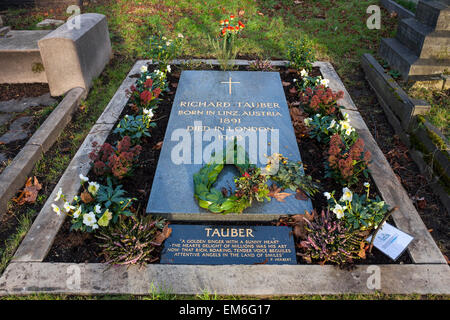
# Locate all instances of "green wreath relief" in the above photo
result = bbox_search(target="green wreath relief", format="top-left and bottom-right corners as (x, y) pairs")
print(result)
(193, 142), (270, 214)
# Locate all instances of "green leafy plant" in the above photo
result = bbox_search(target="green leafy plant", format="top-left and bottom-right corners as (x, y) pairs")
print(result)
(51, 177), (134, 233)
(97, 216), (169, 267)
(287, 37), (316, 72)
(294, 69), (325, 92)
(300, 85), (344, 116)
(127, 75), (163, 111)
(265, 154), (320, 197)
(114, 112), (156, 144)
(304, 113), (358, 145)
(325, 184), (389, 231)
(298, 209), (367, 265)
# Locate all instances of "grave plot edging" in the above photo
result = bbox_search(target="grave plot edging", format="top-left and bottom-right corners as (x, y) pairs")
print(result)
(0, 87), (85, 218)
(380, 0), (416, 20)
(2, 60), (447, 297)
(1, 262), (449, 296)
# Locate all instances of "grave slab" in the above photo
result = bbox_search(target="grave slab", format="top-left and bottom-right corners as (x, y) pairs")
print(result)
(146, 70), (313, 221)
(160, 225), (296, 265)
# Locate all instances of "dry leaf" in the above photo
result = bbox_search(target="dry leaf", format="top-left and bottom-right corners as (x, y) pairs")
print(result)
(282, 81), (291, 87)
(13, 176), (42, 205)
(358, 241), (366, 259)
(152, 225), (172, 246)
(171, 82), (178, 88)
(81, 191), (94, 204)
(289, 87), (297, 95)
(268, 184), (293, 202)
(253, 258), (268, 265)
(257, 11), (264, 16)
(153, 141), (163, 150)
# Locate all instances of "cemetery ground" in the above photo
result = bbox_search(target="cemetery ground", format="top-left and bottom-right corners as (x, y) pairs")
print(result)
(0, 0), (449, 299)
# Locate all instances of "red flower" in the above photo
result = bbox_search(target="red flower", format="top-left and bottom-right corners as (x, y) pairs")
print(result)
(140, 90), (153, 104)
(144, 78), (153, 89)
(152, 87), (161, 99)
(230, 14), (235, 19)
(238, 21), (245, 28)
(243, 172), (250, 178)
(224, 19), (229, 24)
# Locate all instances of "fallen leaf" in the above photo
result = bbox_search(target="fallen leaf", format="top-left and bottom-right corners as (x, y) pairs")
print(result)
(153, 141), (163, 150)
(81, 191), (94, 204)
(268, 184), (293, 202)
(257, 11), (264, 16)
(13, 176), (42, 205)
(282, 81), (291, 87)
(152, 225), (172, 246)
(358, 241), (366, 259)
(444, 255), (449, 264)
(253, 258), (268, 265)
(171, 82), (178, 88)
(289, 87), (298, 95)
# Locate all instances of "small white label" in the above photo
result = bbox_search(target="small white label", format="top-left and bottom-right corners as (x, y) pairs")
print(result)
(367, 222), (414, 260)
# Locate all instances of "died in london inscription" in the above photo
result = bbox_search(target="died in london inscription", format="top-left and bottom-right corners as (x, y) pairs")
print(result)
(146, 70), (313, 218)
(160, 225), (297, 265)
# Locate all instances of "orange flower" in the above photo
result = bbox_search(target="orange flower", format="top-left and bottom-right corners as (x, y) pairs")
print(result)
(230, 14), (235, 19)
(238, 21), (245, 28)
(224, 19), (229, 24)
(235, 26), (239, 30)
(220, 20), (224, 25)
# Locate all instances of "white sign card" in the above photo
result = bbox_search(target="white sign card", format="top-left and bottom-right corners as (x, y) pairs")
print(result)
(366, 222), (414, 261)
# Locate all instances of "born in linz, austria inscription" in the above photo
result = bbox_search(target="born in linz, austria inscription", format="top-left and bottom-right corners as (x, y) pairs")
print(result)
(160, 225), (297, 265)
(146, 70), (313, 216)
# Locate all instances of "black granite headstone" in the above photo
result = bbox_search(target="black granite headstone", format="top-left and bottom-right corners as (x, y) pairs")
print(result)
(160, 225), (297, 265)
(146, 71), (313, 219)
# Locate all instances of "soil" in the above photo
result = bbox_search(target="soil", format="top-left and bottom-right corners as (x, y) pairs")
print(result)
(45, 64), (412, 265)
(0, 83), (50, 101)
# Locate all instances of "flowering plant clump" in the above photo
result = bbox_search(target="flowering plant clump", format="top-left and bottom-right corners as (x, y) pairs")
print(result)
(97, 216), (169, 268)
(210, 14), (245, 71)
(114, 109), (156, 144)
(287, 37), (316, 72)
(233, 167), (271, 210)
(298, 209), (366, 265)
(89, 136), (142, 180)
(294, 69), (328, 92)
(324, 184), (389, 231)
(51, 176), (134, 232)
(146, 34), (183, 73)
(300, 85), (344, 116)
(304, 112), (358, 145)
(127, 74), (163, 111)
(249, 59), (275, 72)
(264, 153), (320, 198)
(326, 134), (371, 186)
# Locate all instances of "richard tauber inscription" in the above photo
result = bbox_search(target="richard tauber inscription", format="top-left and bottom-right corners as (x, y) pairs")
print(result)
(146, 71), (313, 221)
(160, 225), (297, 265)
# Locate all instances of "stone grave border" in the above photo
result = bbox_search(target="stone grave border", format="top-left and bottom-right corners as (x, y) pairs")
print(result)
(0, 59), (448, 296)
(0, 87), (85, 218)
(380, 0), (416, 19)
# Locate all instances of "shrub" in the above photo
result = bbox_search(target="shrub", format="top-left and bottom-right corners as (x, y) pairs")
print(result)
(97, 216), (170, 267)
(127, 76), (163, 111)
(89, 136), (142, 180)
(298, 209), (366, 265)
(304, 113), (358, 145)
(325, 134), (371, 186)
(293, 69), (326, 92)
(300, 85), (344, 116)
(287, 37), (316, 72)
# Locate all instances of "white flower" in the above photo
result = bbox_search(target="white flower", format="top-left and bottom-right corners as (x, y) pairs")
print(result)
(162, 36), (167, 40)
(323, 192), (331, 200)
(143, 108), (154, 118)
(95, 204), (102, 214)
(83, 212), (97, 227)
(166, 41), (172, 46)
(304, 117), (312, 126)
(73, 195), (79, 202)
(63, 202), (75, 212)
(140, 65), (148, 73)
(54, 188), (63, 201)
(177, 33), (184, 38)
(327, 119), (336, 129)
(341, 187), (353, 202)
(88, 182), (100, 196)
(320, 78), (330, 87)
(333, 204), (346, 219)
(146, 75), (151, 79)
(339, 120), (351, 131)
(364, 182), (370, 188)
(73, 206), (82, 218)
(345, 128), (353, 136)
(92, 224), (99, 230)
(167, 65), (171, 73)
(79, 174), (89, 183)
(51, 204), (61, 216)
(300, 69), (308, 77)
(315, 114), (321, 118)
(343, 112), (349, 120)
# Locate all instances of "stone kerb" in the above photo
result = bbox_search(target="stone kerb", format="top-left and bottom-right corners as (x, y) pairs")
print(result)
(38, 13), (112, 97)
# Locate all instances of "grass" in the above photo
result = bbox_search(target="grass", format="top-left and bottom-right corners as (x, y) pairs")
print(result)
(393, 0), (417, 13)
